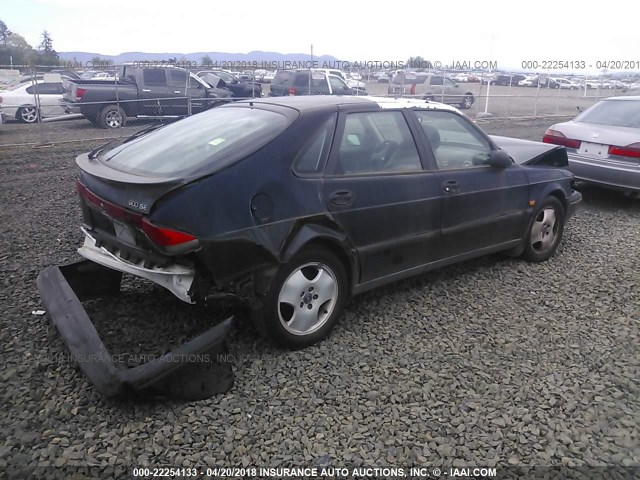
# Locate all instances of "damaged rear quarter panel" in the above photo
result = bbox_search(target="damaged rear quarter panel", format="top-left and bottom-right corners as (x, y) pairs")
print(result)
(147, 111), (350, 295)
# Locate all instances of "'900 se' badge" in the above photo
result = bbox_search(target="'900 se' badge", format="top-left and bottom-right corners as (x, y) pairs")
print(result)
(128, 200), (148, 211)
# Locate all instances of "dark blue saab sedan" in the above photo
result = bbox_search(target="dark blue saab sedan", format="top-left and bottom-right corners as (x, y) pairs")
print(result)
(50, 96), (581, 352)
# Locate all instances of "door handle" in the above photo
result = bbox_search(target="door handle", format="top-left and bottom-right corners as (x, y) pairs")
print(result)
(442, 180), (459, 194)
(329, 190), (354, 206)
(174, 90), (181, 94)
(142, 89), (151, 92)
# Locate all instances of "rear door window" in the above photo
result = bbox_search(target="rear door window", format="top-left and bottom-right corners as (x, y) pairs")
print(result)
(334, 111), (422, 175)
(143, 69), (167, 87)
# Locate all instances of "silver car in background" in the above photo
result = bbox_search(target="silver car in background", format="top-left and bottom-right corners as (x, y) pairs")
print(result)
(543, 96), (640, 193)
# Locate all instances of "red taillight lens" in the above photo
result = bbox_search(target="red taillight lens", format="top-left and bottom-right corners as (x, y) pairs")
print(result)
(76, 88), (87, 101)
(77, 181), (197, 248)
(410, 83), (416, 95)
(543, 129), (581, 149)
(608, 143), (640, 159)
(77, 181), (137, 225)
(141, 218), (197, 247)
(288, 87), (296, 95)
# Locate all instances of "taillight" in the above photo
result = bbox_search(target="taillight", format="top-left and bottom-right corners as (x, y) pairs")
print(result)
(543, 129), (581, 149)
(410, 83), (416, 95)
(77, 181), (198, 249)
(608, 143), (640, 159)
(76, 88), (87, 101)
(141, 218), (198, 247)
(288, 87), (296, 96)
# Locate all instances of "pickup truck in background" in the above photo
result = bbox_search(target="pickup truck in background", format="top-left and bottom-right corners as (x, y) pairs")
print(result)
(62, 65), (231, 128)
(269, 70), (361, 96)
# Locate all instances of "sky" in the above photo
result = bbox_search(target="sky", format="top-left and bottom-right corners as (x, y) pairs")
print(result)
(3, 0), (640, 73)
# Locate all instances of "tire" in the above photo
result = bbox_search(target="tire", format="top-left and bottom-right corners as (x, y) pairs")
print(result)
(98, 105), (127, 129)
(460, 95), (474, 109)
(260, 246), (348, 349)
(17, 106), (39, 123)
(523, 196), (565, 262)
(425, 95), (434, 102)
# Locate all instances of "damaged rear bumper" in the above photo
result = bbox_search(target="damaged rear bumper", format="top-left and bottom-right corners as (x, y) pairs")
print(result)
(37, 259), (234, 399)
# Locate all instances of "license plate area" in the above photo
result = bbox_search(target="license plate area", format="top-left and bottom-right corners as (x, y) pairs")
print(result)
(578, 141), (609, 159)
(113, 220), (137, 245)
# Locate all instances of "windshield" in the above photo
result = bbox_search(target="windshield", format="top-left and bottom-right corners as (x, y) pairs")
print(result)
(100, 106), (293, 176)
(575, 99), (640, 128)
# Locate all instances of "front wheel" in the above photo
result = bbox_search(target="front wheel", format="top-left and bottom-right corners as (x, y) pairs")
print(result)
(17, 106), (39, 123)
(460, 95), (474, 109)
(260, 246), (348, 349)
(523, 197), (565, 262)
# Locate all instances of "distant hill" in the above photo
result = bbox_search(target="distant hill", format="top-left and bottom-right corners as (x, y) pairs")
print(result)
(59, 51), (341, 69)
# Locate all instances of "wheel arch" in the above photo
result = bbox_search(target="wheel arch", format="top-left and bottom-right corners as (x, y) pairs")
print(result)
(15, 104), (37, 118)
(282, 222), (357, 294)
(547, 189), (568, 214)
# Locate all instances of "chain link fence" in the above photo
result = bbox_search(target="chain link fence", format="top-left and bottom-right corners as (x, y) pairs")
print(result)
(1, 65), (636, 148)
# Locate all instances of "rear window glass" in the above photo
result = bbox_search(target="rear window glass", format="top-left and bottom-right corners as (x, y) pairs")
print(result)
(575, 100), (640, 128)
(392, 73), (428, 85)
(100, 107), (293, 176)
(272, 71), (294, 86)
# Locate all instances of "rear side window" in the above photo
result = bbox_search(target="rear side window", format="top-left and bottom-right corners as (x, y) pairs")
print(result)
(26, 83), (62, 94)
(293, 114), (336, 175)
(143, 69), (167, 86)
(100, 107), (293, 176)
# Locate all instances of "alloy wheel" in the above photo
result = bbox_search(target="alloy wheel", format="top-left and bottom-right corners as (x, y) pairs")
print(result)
(277, 262), (338, 336)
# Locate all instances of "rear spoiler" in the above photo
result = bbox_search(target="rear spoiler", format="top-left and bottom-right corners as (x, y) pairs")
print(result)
(37, 260), (234, 399)
(490, 135), (569, 167)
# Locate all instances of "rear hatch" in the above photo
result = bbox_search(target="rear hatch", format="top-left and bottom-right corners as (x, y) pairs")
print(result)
(269, 70), (295, 96)
(75, 104), (297, 264)
(388, 72), (426, 96)
(77, 152), (191, 267)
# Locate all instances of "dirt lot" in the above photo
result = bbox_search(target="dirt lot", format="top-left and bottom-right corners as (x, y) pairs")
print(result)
(0, 112), (639, 477)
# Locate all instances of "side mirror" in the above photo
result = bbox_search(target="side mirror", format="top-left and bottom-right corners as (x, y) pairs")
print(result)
(488, 150), (513, 168)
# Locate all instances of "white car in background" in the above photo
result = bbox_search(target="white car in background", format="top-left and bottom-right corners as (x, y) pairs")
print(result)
(0, 79), (68, 123)
(553, 78), (581, 90)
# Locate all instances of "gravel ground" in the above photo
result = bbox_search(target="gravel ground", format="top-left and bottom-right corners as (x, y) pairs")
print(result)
(0, 116), (639, 478)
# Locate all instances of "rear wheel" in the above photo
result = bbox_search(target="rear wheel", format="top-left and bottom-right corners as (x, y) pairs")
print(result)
(260, 246), (348, 349)
(523, 197), (565, 262)
(17, 106), (39, 123)
(98, 105), (127, 129)
(460, 95), (474, 109)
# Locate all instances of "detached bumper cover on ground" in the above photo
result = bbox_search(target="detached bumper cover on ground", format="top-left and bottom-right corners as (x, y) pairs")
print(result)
(37, 259), (234, 399)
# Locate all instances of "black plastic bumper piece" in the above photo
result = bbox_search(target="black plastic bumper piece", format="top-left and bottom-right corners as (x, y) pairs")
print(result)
(37, 259), (234, 400)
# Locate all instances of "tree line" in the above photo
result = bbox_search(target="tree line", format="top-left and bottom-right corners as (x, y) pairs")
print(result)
(0, 19), (59, 68)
